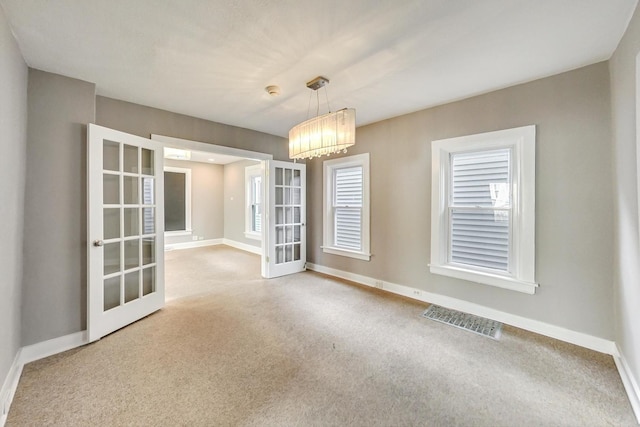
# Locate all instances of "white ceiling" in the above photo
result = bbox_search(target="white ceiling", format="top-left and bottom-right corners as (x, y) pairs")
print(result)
(1, 0), (637, 138)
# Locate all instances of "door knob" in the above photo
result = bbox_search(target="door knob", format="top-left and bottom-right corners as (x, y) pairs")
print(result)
(93, 240), (104, 247)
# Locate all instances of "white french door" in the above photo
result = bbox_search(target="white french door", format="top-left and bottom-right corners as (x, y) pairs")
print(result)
(263, 160), (306, 278)
(87, 124), (165, 342)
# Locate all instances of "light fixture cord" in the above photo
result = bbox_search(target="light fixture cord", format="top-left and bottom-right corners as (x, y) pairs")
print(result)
(324, 86), (332, 113)
(305, 80), (332, 118)
(306, 90), (313, 120)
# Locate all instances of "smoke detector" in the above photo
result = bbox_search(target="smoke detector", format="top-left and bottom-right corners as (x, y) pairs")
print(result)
(265, 85), (280, 96)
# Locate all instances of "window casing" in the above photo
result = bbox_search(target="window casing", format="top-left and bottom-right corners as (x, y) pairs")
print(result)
(430, 125), (537, 294)
(323, 153), (370, 261)
(244, 164), (263, 240)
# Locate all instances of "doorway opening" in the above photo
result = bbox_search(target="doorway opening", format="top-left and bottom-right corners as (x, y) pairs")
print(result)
(151, 134), (272, 301)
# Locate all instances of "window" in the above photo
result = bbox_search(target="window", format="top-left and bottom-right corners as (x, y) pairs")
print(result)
(323, 153), (370, 261)
(430, 125), (537, 294)
(245, 164), (262, 240)
(164, 166), (192, 235)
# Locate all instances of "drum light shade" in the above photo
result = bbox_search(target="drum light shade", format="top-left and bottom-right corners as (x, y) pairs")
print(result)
(288, 108), (356, 160)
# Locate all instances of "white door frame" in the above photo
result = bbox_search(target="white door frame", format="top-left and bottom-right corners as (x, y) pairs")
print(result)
(151, 134), (273, 163)
(150, 134), (274, 275)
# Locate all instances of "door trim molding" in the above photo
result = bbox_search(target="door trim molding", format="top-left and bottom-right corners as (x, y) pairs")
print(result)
(150, 134), (273, 161)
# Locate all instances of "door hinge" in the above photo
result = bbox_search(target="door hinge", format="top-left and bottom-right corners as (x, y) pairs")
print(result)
(266, 256), (269, 263)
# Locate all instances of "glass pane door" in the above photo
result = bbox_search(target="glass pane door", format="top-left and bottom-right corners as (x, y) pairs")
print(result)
(88, 124), (164, 342)
(265, 160), (306, 278)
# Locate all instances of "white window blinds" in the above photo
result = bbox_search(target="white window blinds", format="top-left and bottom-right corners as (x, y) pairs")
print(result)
(449, 149), (511, 272)
(333, 166), (363, 250)
(251, 175), (262, 233)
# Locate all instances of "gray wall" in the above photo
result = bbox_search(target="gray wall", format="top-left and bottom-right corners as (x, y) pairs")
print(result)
(164, 159), (224, 245)
(610, 3), (640, 394)
(96, 96), (289, 160)
(0, 5), (27, 389)
(307, 62), (614, 340)
(224, 160), (261, 248)
(22, 70), (96, 345)
(18, 93), (285, 345)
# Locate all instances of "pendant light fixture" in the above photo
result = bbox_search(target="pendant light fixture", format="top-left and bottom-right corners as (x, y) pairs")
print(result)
(288, 76), (356, 160)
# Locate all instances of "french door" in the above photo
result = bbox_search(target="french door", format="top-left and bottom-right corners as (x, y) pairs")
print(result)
(263, 160), (306, 278)
(87, 124), (165, 342)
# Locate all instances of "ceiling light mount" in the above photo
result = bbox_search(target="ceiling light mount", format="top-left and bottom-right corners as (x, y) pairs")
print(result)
(306, 76), (329, 91)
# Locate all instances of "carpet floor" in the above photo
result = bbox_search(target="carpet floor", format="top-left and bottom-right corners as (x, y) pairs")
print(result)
(6, 245), (637, 426)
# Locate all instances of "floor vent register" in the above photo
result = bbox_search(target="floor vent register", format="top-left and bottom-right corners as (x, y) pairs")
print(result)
(421, 305), (502, 340)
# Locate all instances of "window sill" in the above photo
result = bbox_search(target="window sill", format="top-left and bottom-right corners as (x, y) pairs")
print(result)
(165, 230), (192, 237)
(322, 246), (371, 261)
(244, 231), (262, 241)
(429, 264), (538, 295)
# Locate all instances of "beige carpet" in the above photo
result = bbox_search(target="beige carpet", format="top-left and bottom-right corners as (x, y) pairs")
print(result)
(7, 246), (637, 426)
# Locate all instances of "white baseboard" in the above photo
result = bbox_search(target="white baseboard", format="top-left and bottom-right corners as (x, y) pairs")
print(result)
(164, 238), (262, 256)
(165, 238), (223, 251)
(1, 350), (23, 427)
(614, 345), (640, 424)
(19, 331), (88, 365)
(0, 330), (88, 426)
(222, 238), (262, 255)
(305, 263), (617, 355)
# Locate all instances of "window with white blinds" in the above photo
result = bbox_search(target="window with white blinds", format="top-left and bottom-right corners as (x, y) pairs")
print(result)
(334, 166), (363, 250)
(431, 126), (537, 294)
(245, 164), (262, 240)
(450, 149), (511, 272)
(323, 153), (370, 261)
(251, 175), (262, 233)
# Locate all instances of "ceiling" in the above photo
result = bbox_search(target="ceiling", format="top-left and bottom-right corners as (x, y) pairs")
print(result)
(1, 0), (637, 138)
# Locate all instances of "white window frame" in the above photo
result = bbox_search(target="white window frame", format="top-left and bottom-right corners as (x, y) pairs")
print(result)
(322, 153), (371, 261)
(244, 164), (263, 240)
(430, 125), (537, 294)
(164, 166), (192, 236)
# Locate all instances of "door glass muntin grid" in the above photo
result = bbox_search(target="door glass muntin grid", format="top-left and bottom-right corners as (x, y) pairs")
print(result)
(102, 140), (158, 311)
(274, 167), (302, 265)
